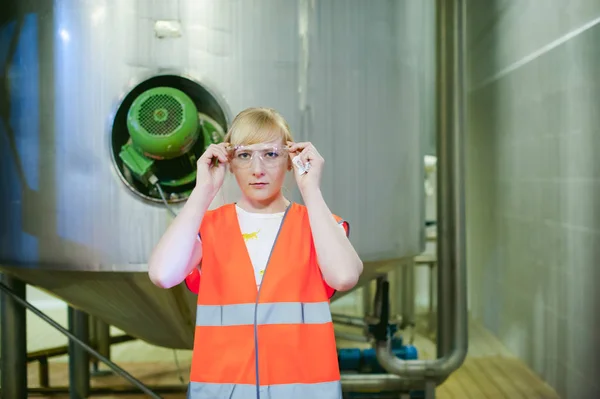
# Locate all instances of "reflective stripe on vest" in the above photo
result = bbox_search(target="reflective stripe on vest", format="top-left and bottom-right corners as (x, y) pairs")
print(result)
(196, 301), (331, 326)
(187, 380), (342, 399)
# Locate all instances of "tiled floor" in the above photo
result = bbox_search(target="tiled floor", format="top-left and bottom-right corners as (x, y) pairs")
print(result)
(18, 307), (560, 398)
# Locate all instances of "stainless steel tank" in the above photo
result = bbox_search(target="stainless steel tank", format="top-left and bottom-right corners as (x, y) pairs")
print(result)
(0, 0), (429, 349)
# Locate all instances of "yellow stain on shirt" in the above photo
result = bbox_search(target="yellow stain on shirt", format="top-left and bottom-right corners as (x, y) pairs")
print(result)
(242, 230), (260, 241)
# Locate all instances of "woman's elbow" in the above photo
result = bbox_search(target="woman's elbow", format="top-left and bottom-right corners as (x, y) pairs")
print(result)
(328, 275), (359, 292)
(148, 261), (180, 289)
(148, 245), (199, 289)
(148, 268), (169, 289)
(326, 262), (363, 292)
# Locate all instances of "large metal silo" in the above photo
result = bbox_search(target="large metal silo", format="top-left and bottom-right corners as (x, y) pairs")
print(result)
(0, 0), (429, 350)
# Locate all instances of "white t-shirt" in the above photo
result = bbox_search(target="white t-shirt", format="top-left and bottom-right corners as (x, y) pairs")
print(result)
(235, 205), (346, 289)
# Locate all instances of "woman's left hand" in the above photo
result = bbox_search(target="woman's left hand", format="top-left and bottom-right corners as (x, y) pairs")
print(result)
(287, 141), (324, 195)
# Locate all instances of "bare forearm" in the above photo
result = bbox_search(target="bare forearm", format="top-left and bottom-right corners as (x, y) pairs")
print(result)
(148, 186), (213, 288)
(302, 189), (363, 291)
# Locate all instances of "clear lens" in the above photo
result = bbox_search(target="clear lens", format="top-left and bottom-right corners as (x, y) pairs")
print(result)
(229, 144), (289, 168)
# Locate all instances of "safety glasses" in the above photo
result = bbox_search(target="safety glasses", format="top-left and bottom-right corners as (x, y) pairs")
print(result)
(228, 144), (289, 169)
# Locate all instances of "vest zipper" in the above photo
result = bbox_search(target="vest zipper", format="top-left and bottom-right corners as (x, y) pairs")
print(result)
(252, 203), (293, 399)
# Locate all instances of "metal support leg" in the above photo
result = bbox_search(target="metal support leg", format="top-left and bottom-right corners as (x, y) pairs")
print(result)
(425, 380), (436, 399)
(96, 318), (111, 359)
(89, 315), (97, 371)
(93, 318), (112, 376)
(429, 262), (437, 332)
(0, 274), (28, 399)
(390, 267), (403, 324)
(401, 260), (415, 329)
(68, 306), (90, 399)
(362, 281), (373, 316)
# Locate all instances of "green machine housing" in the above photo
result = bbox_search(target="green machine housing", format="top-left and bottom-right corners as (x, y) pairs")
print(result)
(118, 86), (224, 199)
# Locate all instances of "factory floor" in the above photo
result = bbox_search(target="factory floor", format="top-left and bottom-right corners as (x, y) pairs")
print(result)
(21, 307), (560, 399)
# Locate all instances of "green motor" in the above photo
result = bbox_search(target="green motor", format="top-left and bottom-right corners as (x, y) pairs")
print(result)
(127, 86), (199, 160)
(118, 86), (224, 197)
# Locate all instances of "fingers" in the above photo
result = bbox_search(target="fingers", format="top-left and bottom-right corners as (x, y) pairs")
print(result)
(287, 141), (322, 164)
(199, 143), (230, 166)
(286, 141), (311, 153)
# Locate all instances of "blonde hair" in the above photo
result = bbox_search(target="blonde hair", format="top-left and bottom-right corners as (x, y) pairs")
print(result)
(224, 107), (293, 146)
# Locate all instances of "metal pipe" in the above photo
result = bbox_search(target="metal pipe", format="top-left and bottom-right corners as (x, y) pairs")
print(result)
(0, 281), (163, 399)
(68, 306), (90, 399)
(373, 0), (468, 384)
(341, 374), (414, 392)
(332, 313), (366, 327)
(27, 334), (135, 362)
(0, 274), (28, 399)
(435, 0), (455, 362)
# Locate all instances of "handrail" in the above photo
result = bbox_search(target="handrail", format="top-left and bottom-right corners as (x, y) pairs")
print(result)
(27, 334), (135, 362)
(0, 282), (163, 399)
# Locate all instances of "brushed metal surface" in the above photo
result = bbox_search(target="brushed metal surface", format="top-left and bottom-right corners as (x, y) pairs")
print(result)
(1, 266), (197, 348)
(0, 0), (431, 348)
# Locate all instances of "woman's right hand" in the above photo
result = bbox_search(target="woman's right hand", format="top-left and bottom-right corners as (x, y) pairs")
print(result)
(195, 143), (230, 198)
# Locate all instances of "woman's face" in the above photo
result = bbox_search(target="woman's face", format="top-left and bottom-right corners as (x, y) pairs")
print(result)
(229, 140), (290, 203)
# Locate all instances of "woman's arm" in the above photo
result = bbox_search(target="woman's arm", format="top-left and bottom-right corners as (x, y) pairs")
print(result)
(303, 188), (363, 292)
(148, 143), (229, 289)
(147, 187), (212, 289)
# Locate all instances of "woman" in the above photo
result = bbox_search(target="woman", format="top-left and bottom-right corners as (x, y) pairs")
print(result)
(148, 107), (363, 399)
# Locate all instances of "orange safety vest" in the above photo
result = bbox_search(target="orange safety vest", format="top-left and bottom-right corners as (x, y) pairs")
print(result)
(187, 202), (349, 399)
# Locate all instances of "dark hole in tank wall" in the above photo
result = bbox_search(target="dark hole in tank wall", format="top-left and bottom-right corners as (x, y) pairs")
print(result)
(110, 74), (228, 203)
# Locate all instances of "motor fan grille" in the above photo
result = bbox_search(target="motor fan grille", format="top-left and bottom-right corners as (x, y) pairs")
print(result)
(137, 94), (184, 136)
